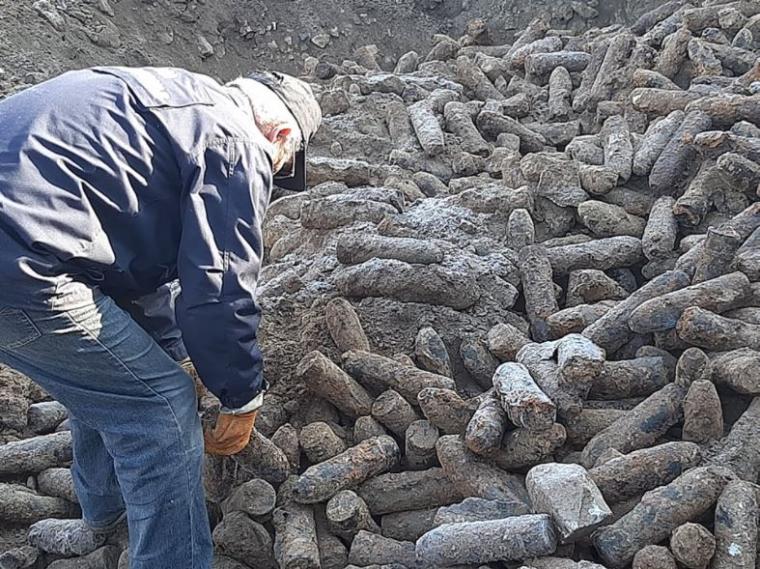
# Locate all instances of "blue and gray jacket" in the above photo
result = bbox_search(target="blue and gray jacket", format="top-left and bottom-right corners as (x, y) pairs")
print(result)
(0, 67), (273, 409)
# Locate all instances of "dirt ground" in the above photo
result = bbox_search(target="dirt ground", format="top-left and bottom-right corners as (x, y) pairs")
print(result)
(0, 0), (661, 98)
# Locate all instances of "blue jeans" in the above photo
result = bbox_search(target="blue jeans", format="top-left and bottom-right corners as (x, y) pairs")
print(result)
(0, 284), (213, 569)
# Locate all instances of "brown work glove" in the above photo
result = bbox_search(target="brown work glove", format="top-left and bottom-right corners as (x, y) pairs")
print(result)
(179, 358), (208, 401)
(203, 411), (258, 456)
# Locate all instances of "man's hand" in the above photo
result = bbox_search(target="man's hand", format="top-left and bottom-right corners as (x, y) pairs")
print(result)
(179, 358), (208, 401)
(204, 411), (257, 456)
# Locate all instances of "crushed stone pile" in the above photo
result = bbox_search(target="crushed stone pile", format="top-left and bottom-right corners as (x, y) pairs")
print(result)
(3, 1), (760, 568)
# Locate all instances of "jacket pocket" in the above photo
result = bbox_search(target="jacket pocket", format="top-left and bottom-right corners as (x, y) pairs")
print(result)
(0, 309), (42, 350)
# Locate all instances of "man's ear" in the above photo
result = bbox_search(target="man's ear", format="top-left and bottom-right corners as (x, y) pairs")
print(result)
(265, 125), (292, 144)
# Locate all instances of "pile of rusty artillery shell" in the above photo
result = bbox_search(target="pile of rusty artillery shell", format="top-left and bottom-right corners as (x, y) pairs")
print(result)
(8, 1), (760, 567)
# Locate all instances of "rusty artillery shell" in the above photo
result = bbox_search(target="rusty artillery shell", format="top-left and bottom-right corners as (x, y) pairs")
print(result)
(565, 409), (626, 447)
(0, 546), (39, 569)
(712, 480), (758, 569)
(547, 304), (613, 339)
(325, 297), (370, 355)
(517, 342), (583, 421)
(417, 388), (477, 435)
(642, 196), (678, 261)
(672, 162), (725, 228)
(556, 334), (605, 398)
(444, 101), (490, 157)
(228, 430), (293, 487)
(343, 351), (455, 405)
(677, 307), (760, 351)
(272, 423), (301, 472)
(325, 490), (380, 541)
(567, 137), (605, 166)
(600, 115), (633, 183)
(455, 56), (504, 101)
(415, 327), (452, 378)
(548, 66), (572, 120)
(577, 201), (646, 239)
(487, 322), (532, 362)
(273, 503), (321, 569)
(520, 245), (560, 341)
(525, 51), (591, 78)
(682, 205), (760, 278)
(336, 234), (444, 267)
(0, 483), (76, 524)
(584, 270), (691, 352)
(491, 422), (566, 470)
(581, 382), (688, 468)
(300, 191), (400, 228)
(593, 466), (734, 568)
(380, 508), (437, 542)
(505, 16), (550, 63)
(434, 496), (530, 525)
(649, 110), (712, 196)
(293, 435), (400, 504)
(436, 435), (530, 505)
(372, 390), (420, 437)
(590, 32), (636, 106)
(222, 478), (277, 521)
(0, 431), (72, 476)
(464, 392), (507, 456)
(415, 514), (557, 566)
(590, 356), (670, 400)
(493, 362), (556, 431)
(588, 441), (701, 504)
(633, 111), (684, 178)
(711, 397), (760, 482)
(527, 462), (612, 542)
(629, 272), (751, 335)
(300, 422), (347, 465)
(631, 88), (701, 115)
(354, 416), (388, 443)
(36, 467), (77, 504)
(578, 164), (618, 195)
(476, 109), (546, 154)
(528, 558), (609, 569)
(655, 25), (692, 78)
(405, 420), (439, 471)
(573, 37), (609, 112)
(509, 35), (563, 71)
(670, 522), (716, 569)
(385, 97), (418, 152)
(316, 527), (348, 569)
(683, 379), (724, 444)
(632, 68), (681, 90)
(358, 468), (463, 515)
(507, 208), (536, 250)
(710, 348), (760, 395)
(693, 226), (744, 284)
(213, 511), (277, 569)
(632, 0), (687, 35)
(632, 545), (678, 569)
(460, 338), (499, 389)
(348, 530), (416, 567)
(546, 236), (644, 275)
(335, 259), (481, 310)
(297, 351), (374, 417)
(408, 100), (445, 157)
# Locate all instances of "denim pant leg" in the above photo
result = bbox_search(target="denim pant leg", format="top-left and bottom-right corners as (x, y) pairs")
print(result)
(68, 416), (126, 529)
(0, 291), (213, 569)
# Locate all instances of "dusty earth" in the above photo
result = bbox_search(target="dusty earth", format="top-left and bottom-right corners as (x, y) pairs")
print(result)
(0, 0), (660, 97)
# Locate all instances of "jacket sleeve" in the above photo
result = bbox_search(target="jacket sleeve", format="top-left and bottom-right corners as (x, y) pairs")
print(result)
(175, 138), (272, 410)
(119, 281), (189, 363)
